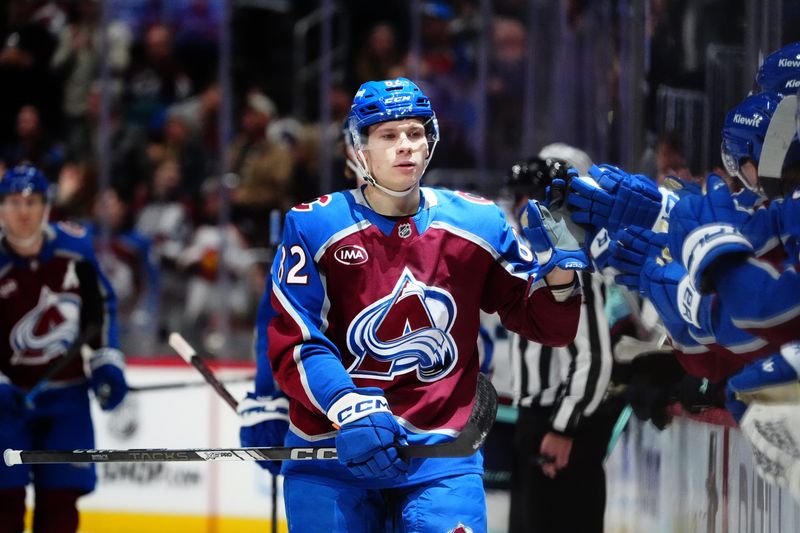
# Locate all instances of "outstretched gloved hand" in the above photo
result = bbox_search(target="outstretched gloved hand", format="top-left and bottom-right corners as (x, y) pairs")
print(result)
(520, 200), (590, 278)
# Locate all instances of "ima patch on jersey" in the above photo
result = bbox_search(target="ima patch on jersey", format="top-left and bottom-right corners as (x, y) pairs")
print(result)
(346, 267), (458, 381)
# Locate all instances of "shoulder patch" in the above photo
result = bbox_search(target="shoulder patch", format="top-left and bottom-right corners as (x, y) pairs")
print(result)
(57, 221), (87, 238)
(454, 191), (494, 205)
(292, 195), (333, 212)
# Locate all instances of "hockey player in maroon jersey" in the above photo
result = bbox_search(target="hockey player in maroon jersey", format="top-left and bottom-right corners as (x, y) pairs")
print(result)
(242, 78), (586, 532)
(0, 165), (127, 533)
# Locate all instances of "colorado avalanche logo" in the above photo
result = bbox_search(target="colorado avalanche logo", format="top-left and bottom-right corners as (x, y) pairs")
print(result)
(10, 286), (81, 365)
(347, 268), (458, 381)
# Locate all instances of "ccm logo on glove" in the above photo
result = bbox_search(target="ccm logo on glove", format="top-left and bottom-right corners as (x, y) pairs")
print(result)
(337, 398), (389, 424)
(328, 390), (392, 426)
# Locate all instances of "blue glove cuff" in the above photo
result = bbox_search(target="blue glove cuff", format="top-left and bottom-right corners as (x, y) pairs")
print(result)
(681, 223), (753, 287)
(327, 388), (390, 427)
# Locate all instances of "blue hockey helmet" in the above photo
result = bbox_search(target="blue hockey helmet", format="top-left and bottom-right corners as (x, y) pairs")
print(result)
(755, 42), (800, 94)
(0, 164), (50, 200)
(721, 91), (784, 189)
(346, 77), (439, 151)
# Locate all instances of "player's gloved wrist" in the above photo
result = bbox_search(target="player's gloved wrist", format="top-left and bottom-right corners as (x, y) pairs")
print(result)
(608, 226), (668, 291)
(567, 164), (663, 233)
(238, 391), (290, 476)
(679, 223), (753, 290)
(89, 347), (128, 411)
(521, 200), (590, 277)
(725, 346), (800, 423)
(330, 387), (409, 482)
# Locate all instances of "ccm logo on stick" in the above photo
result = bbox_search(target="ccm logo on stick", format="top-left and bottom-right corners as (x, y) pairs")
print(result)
(289, 448), (338, 460)
(334, 245), (369, 265)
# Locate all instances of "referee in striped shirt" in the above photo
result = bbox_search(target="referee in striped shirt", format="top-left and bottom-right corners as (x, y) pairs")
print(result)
(505, 153), (623, 533)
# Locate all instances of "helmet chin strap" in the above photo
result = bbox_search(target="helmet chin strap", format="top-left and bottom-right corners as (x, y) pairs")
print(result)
(354, 144), (438, 199)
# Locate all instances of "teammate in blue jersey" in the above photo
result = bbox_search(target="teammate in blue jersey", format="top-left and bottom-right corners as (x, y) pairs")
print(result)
(0, 165), (127, 533)
(245, 78), (584, 532)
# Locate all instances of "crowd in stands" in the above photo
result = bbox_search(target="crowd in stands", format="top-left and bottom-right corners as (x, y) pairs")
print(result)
(0, 0), (758, 357)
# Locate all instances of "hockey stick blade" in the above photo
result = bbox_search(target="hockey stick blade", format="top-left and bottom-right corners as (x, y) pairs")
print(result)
(5, 374), (498, 465)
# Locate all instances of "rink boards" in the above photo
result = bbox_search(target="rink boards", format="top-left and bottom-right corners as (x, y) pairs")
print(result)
(77, 358), (281, 533)
(605, 406), (800, 533)
(22, 358), (800, 532)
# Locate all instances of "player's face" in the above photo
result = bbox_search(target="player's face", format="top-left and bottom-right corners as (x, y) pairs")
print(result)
(740, 160), (759, 190)
(0, 192), (47, 241)
(363, 119), (429, 191)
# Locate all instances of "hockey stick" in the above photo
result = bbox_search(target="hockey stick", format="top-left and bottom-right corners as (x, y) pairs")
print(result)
(128, 375), (255, 394)
(4, 373), (498, 465)
(168, 332), (239, 411)
(24, 325), (99, 409)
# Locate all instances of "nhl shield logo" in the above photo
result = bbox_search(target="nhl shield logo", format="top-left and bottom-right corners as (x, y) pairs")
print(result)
(398, 223), (412, 239)
(447, 524), (473, 533)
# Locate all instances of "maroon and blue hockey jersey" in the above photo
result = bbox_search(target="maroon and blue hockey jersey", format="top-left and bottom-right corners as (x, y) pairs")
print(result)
(0, 223), (119, 389)
(264, 186), (581, 487)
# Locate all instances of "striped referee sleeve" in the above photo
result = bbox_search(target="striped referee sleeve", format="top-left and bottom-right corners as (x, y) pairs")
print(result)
(550, 271), (614, 435)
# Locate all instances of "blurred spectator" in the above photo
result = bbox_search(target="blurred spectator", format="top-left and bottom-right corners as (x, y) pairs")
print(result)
(91, 188), (160, 354)
(135, 157), (193, 267)
(639, 129), (694, 185)
(170, 0), (221, 88)
(158, 109), (209, 202)
(0, 1), (58, 145)
(54, 160), (98, 222)
(177, 178), (259, 353)
(354, 22), (404, 83)
(67, 84), (150, 202)
(487, 16), (526, 166)
(229, 90), (293, 246)
(0, 104), (64, 179)
(124, 22), (192, 129)
(168, 81), (221, 155)
(50, 0), (131, 141)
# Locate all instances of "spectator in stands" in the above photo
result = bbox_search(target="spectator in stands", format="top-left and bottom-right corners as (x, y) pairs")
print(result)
(168, 81), (221, 156)
(354, 23), (404, 84)
(228, 90), (293, 246)
(0, 1), (58, 146)
(124, 22), (192, 129)
(50, 0), (131, 143)
(160, 108), (208, 203)
(178, 177), (258, 352)
(54, 159), (98, 223)
(91, 187), (160, 354)
(0, 104), (64, 180)
(67, 84), (150, 204)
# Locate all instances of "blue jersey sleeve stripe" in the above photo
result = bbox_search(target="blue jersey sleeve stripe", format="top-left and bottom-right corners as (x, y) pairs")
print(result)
(272, 281), (327, 413)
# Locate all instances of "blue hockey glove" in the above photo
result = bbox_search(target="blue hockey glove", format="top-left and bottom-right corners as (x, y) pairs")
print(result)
(667, 174), (753, 290)
(89, 348), (128, 411)
(608, 227), (669, 290)
(567, 164), (664, 233)
(329, 387), (409, 482)
(238, 391), (290, 476)
(520, 200), (590, 278)
(638, 258), (702, 330)
(726, 346), (800, 422)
